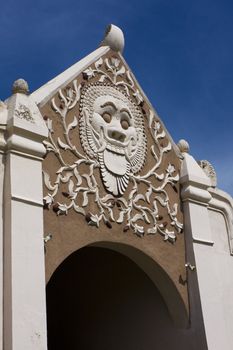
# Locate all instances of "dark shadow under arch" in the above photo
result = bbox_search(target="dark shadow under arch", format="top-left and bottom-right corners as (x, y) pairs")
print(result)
(46, 245), (195, 350)
(90, 241), (188, 328)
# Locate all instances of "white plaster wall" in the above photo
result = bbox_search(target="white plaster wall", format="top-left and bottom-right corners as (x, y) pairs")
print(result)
(193, 210), (233, 350)
(10, 153), (43, 203)
(4, 153), (47, 350)
(11, 201), (47, 349)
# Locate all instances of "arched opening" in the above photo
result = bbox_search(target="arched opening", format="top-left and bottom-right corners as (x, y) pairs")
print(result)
(46, 246), (192, 349)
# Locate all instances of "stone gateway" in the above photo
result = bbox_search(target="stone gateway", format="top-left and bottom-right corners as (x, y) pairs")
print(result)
(0, 24), (233, 350)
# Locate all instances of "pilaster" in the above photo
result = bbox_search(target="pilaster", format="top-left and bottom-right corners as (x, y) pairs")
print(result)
(3, 80), (48, 350)
(178, 140), (213, 245)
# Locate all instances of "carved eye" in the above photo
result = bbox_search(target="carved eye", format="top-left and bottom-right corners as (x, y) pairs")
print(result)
(121, 119), (130, 130)
(102, 112), (111, 123)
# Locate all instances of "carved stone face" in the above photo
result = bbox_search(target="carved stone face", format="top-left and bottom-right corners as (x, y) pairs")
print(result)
(80, 84), (146, 196)
(92, 95), (138, 157)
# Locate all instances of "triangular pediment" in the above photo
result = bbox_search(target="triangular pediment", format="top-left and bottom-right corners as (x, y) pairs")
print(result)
(36, 24), (188, 325)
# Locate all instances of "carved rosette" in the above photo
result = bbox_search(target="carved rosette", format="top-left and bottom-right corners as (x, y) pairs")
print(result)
(42, 55), (183, 242)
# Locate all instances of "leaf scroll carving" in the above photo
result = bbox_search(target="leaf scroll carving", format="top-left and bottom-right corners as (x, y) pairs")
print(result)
(43, 56), (183, 242)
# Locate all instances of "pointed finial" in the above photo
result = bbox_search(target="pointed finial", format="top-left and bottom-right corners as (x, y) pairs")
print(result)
(177, 139), (190, 153)
(12, 78), (29, 95)
(101, 24), (125, 53)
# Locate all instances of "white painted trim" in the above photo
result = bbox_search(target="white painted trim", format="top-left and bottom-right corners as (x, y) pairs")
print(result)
(31, 46), (110, 107)
(6, 149), (44, 161)
(182, 198), (210, 206)
(11, 195), (43, 207)
(193, 238), (214, 246)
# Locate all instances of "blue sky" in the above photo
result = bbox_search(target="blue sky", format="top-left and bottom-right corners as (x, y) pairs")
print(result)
(1, 0), (232, 195)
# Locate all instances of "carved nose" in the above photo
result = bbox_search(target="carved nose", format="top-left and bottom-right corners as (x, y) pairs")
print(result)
(108, 129), (126, 142)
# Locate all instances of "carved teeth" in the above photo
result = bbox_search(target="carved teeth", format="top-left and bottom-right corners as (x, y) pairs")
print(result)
(106, 143), (124, 155)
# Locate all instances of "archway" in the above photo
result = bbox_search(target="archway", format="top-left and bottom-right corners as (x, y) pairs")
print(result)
(46, 246), (193, 349)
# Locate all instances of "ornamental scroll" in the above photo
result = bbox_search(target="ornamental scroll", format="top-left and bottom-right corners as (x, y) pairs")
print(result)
(42, 55), (183, 242)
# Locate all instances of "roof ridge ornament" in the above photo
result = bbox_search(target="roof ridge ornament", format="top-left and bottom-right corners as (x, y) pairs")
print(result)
(12, 78), (29, 95)
(177, 139), (190, 154)
(100, 24), (125, 53)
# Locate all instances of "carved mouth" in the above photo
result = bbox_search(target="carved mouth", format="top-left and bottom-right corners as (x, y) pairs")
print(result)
(107, 129), (126, 143)
(103, 129), (130, 149)
(92, 126), (130, 155)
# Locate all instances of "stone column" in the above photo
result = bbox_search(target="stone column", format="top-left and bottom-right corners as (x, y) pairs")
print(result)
(3, 80), (48, 350)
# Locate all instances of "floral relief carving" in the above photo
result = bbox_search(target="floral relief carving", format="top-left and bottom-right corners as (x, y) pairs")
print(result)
(15, 103), (35, 123)
(198, 160), (217, 187)
(43, 56), (183, 242)
(83, 57), (144, 105)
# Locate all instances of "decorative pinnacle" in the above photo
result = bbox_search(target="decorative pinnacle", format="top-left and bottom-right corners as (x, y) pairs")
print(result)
(12, 78), (29, 95)
(101, 24), (125, 53)
(177, 139), (190, 153)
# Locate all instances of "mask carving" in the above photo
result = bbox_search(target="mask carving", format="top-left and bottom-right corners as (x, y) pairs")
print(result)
(79, 83), (147, 196)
